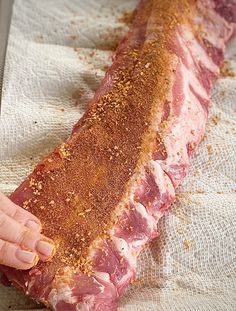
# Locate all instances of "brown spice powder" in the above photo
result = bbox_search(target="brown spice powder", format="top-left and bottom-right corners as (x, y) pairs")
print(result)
(220, 60), (236, 77)
(207, 144), (213, 155)
(118, 10), (136, 26)
(11, 0), (195, 274)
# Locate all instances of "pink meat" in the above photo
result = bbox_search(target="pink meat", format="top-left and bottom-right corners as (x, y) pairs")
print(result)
(1, 0), (236, 310)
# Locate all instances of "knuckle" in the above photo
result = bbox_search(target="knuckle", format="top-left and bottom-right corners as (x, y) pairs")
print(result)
(0, 211), (7, 229)
(0, 239), (7, 258)
(11, 205), (20, 220)
(18, 228), (31, 246)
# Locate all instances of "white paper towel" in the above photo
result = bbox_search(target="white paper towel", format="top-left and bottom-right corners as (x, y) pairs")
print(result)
(0, 0), (236, 310)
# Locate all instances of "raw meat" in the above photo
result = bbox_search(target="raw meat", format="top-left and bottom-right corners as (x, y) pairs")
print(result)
(1, 0), (236, 310)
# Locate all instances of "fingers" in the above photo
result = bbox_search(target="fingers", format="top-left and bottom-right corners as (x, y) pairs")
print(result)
(0, 239), (39, 270)
(0, 192), (56, 269)
(0, 192), (41, 231)
(0, 210), (55, 262)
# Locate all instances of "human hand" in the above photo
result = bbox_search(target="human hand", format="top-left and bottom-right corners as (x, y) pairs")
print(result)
(0, 192), (55, 270)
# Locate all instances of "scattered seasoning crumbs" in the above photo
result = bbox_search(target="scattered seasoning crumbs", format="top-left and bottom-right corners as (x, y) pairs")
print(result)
(131, 278), (144, 287)
(212, 114), (221, 125)
(118, 10), (136, 26)
(220, 90), (226, 97)
(196, 190), (205, 194)
(23, 200), (29, 209)
(29, 178), (35, 187)
(103, 64), (109, 72)
(207, 144), (213, 155)
(183, 240), (190, 250)
(160, 120), (168, 129)
(58, 143), (71, 159)
(188, 142), (196, 151)
(220, 60), (236, 77)
(177, 228), (187, 235)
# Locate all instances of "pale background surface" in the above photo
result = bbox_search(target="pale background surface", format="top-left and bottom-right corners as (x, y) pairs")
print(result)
(0, 0), (236, 310)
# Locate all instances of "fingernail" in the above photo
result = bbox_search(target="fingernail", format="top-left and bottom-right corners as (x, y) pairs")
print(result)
(36, 240), (55, 257)
(16, 249), (37, 264)
(25, 220), (41, 231)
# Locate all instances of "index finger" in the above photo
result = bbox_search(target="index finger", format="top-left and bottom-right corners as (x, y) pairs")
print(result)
(0, 192), (42, 231)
